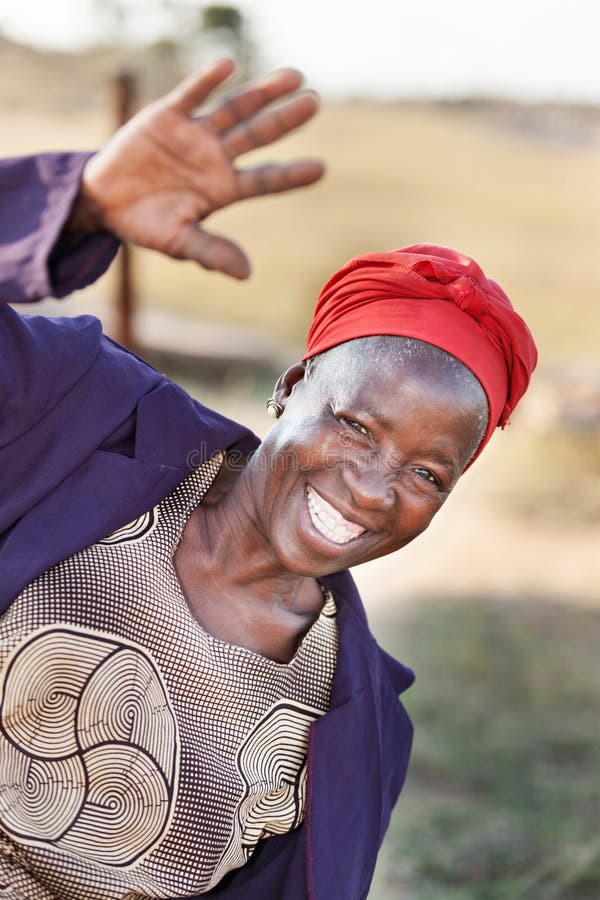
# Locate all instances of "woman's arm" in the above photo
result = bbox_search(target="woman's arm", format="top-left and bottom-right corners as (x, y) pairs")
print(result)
(0, 153), (119, 303)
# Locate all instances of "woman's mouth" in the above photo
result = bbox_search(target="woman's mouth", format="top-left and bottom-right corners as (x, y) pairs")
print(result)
(306, 485), (366, 545)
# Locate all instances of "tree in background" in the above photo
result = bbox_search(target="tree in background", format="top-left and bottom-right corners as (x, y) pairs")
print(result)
(88, 0), (254, 79)
(191, 5), (254, 79)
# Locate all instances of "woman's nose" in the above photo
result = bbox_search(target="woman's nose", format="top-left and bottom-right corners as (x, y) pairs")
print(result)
(341, 462), (395, 512)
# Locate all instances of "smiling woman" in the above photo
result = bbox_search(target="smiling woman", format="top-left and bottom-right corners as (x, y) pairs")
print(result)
(174, 338), (490, 663)
(227, 338), (488, 584)
(0, 61), (536, 900)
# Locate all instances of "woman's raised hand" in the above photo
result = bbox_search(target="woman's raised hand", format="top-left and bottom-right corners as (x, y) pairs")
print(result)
(70, 59), (325, 279)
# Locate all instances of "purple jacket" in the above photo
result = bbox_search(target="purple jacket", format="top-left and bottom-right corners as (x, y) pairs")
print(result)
(0, 153), (414, 900)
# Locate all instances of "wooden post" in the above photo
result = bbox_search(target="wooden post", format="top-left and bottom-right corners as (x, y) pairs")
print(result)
(113, 71), (136, 349)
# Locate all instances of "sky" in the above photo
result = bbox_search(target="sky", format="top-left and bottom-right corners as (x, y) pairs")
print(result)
(1, 0), (599, 102)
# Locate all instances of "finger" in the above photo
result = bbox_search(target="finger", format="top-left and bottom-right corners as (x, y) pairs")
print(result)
(166, 59), (237, 114)
(222, 92), (320, 160)
(237, 159), (326, 199)
(172, 224), (251, 279)
(209, 68), (304, 133)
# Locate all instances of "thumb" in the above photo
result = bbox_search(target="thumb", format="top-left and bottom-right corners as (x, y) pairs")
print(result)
(172, 225), (251, 279)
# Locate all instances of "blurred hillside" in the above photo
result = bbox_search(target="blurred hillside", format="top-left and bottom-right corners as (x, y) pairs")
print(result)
(2, 34), (600, 361)
(2, 45), (598, 438)
(0, 34), (183, 110)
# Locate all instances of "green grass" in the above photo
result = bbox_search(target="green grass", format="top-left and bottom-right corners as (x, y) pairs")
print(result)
(369, 597), (600, 899)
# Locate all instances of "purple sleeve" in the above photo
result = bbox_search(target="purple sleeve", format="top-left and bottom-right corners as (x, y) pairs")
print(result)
(0, 152), (119, 303)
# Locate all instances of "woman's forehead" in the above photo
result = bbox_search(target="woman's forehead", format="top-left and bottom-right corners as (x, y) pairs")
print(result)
(312, 335), (452, 375)
(318, 358), (468, 410)
(311, 337), (483, 400)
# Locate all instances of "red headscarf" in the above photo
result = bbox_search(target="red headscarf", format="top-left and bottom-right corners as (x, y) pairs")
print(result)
(304, 244), (537, 464)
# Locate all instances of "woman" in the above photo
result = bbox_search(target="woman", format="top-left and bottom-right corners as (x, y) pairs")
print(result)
(0, 62), (536, 899)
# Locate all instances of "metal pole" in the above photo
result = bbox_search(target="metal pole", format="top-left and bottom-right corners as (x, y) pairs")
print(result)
(113, 71), (136, 349)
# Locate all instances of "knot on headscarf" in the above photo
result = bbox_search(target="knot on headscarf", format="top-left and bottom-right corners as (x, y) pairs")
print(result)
(303, 244), (538, 465)
(447, 275), (489, 319)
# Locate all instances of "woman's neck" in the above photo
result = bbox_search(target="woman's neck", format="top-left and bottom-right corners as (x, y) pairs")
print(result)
(172, 456), (325, 661)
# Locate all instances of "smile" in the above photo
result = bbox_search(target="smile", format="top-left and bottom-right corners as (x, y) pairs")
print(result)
(306, 485), (366, 545)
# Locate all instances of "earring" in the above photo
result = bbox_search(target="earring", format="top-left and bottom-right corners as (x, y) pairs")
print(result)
(266, 398), (284, 419)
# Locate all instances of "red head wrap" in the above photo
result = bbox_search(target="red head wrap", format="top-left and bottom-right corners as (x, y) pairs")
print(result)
(304, 244), (537, 464)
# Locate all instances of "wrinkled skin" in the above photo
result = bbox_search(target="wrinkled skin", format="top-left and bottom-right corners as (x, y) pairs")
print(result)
(247, 353), (486, 575)
(69, 59), (325, 278)
(175, 342), (488, 661)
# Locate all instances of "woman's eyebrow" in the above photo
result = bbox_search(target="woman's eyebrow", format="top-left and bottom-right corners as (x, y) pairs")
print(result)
(349, 405), (386, 423)
(423, 449), (457, 473)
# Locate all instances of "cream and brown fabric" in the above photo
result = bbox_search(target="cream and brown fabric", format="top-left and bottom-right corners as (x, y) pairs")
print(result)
(0, 454), (338, 899)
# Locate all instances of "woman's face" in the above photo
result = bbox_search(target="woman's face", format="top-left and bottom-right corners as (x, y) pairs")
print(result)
(244, 341), (487, 577)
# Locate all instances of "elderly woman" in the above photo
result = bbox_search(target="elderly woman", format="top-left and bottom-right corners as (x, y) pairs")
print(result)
(0, 62), (536, 899)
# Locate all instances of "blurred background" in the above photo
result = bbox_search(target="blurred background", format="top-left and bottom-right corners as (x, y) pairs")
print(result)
(2, 1), (599, 896)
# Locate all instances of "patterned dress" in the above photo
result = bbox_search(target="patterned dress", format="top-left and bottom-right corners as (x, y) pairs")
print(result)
(0, 454), (338, 899)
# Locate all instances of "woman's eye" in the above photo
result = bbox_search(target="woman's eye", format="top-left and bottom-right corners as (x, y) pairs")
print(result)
(415, 467), (440, 487)
(341, 417), (369, 436)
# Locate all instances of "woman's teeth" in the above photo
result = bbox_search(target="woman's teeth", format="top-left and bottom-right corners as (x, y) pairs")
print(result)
(306, 486), (366, 545)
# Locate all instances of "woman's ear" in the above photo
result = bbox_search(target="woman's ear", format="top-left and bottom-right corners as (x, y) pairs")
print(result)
(271, 361), (307, 409)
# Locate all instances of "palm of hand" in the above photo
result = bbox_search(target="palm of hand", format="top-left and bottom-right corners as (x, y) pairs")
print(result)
(79, 60), (324, 279)
(89, 103), (237, 254)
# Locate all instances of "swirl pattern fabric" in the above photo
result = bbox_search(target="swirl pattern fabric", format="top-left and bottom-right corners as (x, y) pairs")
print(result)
(0, 455), (338, 898)
(0, 628), (177, 864)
